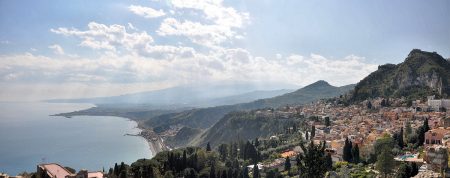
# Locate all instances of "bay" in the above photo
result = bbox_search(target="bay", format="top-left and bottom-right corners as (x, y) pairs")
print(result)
(0, 102), (152, 175)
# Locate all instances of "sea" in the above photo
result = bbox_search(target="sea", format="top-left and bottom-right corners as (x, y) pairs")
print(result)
(0, 102), (153, 175)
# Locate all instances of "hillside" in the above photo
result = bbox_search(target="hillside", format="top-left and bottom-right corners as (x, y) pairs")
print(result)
(189, 111), (297, 147)
(145, 80), (354, 131)
(350, 49), (450, 102)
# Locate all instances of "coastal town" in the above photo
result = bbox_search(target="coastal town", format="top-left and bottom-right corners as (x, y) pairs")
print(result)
(4, 95), (448, 178)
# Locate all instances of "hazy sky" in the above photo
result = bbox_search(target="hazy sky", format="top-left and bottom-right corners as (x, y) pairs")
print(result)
(0, 0), (449, 101)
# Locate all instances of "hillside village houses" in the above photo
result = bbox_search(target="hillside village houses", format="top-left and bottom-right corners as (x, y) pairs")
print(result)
(261, 96), (450, 176)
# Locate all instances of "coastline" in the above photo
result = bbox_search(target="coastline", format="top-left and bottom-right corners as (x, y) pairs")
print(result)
(52, 105), (170, 156)
(135, 121), (169, 155)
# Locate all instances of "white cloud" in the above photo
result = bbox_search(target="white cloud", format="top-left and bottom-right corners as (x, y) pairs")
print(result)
(51, 22), (154, 52)
(157, 18), (234, 48)
(48, 44), (65, 55)
(169, 0), (249, 28)
(128, 5), (166, 18)
(156, 0), (250, 48)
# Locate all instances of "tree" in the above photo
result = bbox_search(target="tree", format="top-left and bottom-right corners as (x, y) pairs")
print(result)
(343, 138), (353, 162)
(405, 120), (412, 138)
(396, 163), (411, 178)
(266, 169), (280, 178)
(325, 153), (333, 171)
(305, 131), (309, 140)
(398, 127), (404, 149)
(221, 170), (227, 178)
(297, 140), (327, 178)
(210, 163), (216, 178)
(367, 101), (373, 109)
(218, 144), (228, 161)
(206, 142), (212, 151)
(252, 163), (260, 178)
(244, 141), (258, 163)
(183, 150), (187, 169)
(381, 99), (386, 107)
(325, 117), (331, 127)
(114, 163), (119, 176)
(240, 166), (249, 178)
(119, 170), (127, 178)
(375, 148), (394, 178)
(284, 156), (291, 172)
(351, 144), (360, 164)
(311, 125), (316, 139)
(254, 138), (260, 148)
(416, 118), (430, 146)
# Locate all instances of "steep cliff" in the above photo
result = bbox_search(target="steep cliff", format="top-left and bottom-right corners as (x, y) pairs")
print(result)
(351, 49), (450, 101)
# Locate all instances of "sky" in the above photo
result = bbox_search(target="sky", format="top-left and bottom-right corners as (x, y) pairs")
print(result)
(0, 0), (449, 101)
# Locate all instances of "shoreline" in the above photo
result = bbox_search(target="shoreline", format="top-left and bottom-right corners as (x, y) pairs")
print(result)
(134, 121), (169, 155)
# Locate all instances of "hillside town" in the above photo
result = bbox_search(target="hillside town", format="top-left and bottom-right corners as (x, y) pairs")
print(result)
(244, 95), (450, 177)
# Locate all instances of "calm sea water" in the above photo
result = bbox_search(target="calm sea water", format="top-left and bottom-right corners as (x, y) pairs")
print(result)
(0, 102), (153, 175)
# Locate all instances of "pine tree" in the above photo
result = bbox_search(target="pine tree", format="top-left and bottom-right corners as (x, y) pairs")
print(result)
(305, 131), (309, 140)
(376, 148), (394, 178)
(297, 140), (327, 178)
(311, 125), (316, 138)
(367, 101), (372, 109)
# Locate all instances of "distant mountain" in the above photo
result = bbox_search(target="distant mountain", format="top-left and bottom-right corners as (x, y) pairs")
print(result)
(350, 49), (450, 102)
(47, 82), (295, 109)
(146, 80), (354, 131)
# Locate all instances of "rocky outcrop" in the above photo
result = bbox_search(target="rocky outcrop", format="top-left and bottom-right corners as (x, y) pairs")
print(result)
(350, 49), (450, 101)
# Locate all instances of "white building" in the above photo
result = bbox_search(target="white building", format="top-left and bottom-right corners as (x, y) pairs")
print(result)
(427, 96), (450, 111)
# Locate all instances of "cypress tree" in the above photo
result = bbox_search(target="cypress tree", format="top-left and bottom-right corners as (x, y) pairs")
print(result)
(311, 125), (316, 138)
(284, 156), (291, 172)
(182, 150), (187, 169)
(398, 127), (404, 148)
(252, 163), (259, 178)
(325, 153), (333, 171)
(325, 117), (330, 127)
(114, 163), (119, 176)
(351, 144), (360, 163)
(343, 138), (353, 162)
(206, 142), (212, 151)
(210, 162), (216, 178)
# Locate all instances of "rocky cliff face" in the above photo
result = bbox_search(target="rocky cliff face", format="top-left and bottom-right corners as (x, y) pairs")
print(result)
(351, 49), (449, 101)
